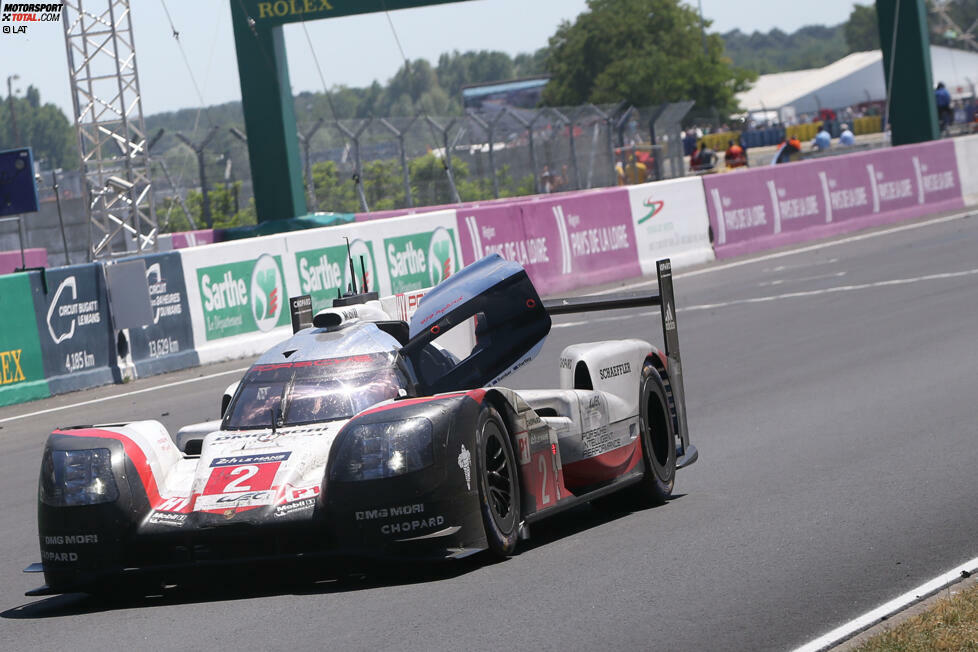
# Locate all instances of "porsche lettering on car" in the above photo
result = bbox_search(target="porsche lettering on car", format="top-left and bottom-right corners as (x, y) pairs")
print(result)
(24, 254), (697, 596)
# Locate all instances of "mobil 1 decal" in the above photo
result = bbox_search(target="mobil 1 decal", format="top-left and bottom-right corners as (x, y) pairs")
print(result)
(295, 239), (378, 312)
(196, 254), (290, 341)
(32, 264), (114, 392)
(385, 226), (459, 293)
(128, 252), (195, 369)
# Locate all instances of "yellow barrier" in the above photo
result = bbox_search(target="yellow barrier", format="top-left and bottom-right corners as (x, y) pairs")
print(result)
(853, 116), (882, 135)
(787, 123), (820, 142)
(695, 131), (741, 153)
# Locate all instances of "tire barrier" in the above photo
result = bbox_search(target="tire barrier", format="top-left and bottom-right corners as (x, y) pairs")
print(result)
(0, 137), (970, 409)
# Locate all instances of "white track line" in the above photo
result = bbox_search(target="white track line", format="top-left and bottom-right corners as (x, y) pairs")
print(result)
(0, 366), (249, 425)
(556, 268), (978, 326)
(793, 556), (978, 652)
(606, 208), (976, 293)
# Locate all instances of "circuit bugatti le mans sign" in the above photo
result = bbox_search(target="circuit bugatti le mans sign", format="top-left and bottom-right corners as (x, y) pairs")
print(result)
(241, 0), (471, 25)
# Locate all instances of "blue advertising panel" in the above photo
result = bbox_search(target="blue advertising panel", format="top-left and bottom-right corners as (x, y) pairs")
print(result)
(123, 252), (199, 376)
(0, 148), (39, 217)
(30, 263), (115, 395)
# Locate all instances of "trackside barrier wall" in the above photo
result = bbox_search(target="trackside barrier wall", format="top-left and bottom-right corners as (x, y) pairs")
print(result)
(285, 209), (463, 314)
(456, 183), (714, 295)
(179, 210), (466, 364)
(0, 271), (50, 407)
(180, 236), (296, 365)
(703, 139), (964, 259)
(119, 252), (199, 377)
(954, 134), (978, 206)
(30, 263), (116, 396)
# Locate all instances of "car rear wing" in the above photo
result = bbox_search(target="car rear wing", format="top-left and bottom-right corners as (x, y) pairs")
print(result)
(542, 259), (693, 467)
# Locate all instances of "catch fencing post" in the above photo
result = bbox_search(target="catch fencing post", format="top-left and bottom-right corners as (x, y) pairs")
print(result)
(424, 116), (462, 204)
(298, 118), (325, 212)
(468, 108), (508, 200)
(175, 127), (219, 228)
(380, 116), (417, 208)
(336, 118), (372, 213)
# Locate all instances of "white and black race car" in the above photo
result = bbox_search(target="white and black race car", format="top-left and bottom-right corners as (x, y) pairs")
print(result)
(25, 254), (697, 595)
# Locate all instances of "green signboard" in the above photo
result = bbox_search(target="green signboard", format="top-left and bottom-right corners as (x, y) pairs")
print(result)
(229, 0), (473, 223)
(296, 239), (379, 312)
(239, 0), (471, 26)
(0, 272), (50, 406)
(196, 254), (291, 341)
(384, 226), (459, 293)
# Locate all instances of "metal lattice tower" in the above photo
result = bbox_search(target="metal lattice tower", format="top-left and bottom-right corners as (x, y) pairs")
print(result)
(930, 1), (978, 51)
(63, 0), (156, 260)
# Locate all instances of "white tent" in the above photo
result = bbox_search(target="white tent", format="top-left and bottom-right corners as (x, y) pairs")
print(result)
(736, 45), (978, 116)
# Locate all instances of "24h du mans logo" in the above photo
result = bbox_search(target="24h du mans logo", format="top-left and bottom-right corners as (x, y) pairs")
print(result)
(251, 254), (283, 332)
(428, 227), (455, 286)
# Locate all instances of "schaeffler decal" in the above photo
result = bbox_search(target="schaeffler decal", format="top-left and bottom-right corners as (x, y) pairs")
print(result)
(458, 444), (471, 490)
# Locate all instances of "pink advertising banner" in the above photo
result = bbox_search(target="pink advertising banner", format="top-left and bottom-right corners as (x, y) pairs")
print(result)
(0, 248), (47, 275)
(703, 139), (964, 259)
(457, 188), (642, 295)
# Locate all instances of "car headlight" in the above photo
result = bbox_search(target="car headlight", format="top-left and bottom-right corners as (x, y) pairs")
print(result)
(330, 418), (434, 482)
(39, 448), (119, 506)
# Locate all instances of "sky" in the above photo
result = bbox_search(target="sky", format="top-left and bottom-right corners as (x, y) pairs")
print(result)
(0, 0), (864, 119)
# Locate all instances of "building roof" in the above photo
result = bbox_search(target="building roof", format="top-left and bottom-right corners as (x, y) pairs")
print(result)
(736, 45), (978, 114)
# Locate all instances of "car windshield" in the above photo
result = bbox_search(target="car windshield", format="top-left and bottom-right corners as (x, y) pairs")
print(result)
(224, 354), (405, 429)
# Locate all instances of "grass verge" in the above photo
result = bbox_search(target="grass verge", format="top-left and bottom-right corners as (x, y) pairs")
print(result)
(850, 577), (978, 651)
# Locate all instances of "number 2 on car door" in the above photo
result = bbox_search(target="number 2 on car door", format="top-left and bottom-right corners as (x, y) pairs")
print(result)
(538, 455), (551, 505)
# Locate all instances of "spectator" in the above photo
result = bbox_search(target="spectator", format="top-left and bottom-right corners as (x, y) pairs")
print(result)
(691, 141), (716, 172)
(813, 124), (831, 151)
(771, 138), (802, 165)
(838, 123), (855, 146)
(540, 165), (554, 193)
(724, 139), (747, 169)
(682, 130), (697, 156)
(936, 82), (953, 131)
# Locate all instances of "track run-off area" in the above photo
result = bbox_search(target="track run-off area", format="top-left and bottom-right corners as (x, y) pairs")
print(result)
(1, 211), (977, 651)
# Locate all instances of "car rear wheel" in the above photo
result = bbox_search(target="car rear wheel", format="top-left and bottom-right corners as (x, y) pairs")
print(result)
(636, 362), (676, 505)
(476, 406), (520, 557)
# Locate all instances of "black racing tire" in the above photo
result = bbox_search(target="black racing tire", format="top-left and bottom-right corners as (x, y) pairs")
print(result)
(475, 405), (521, 558)
(635, 362), (676, 506)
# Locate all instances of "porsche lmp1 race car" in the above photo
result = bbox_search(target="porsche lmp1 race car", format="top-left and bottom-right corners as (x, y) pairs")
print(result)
(25, 254), (697, 596)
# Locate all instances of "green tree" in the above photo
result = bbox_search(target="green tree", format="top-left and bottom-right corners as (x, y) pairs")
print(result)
(845, 4), (880, 52)
(542, 0), (754, 114)
(0, 85), (77, 169)
(157, 182), (255, 233)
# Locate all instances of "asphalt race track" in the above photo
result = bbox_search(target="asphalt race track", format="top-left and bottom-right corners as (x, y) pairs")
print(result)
(2, 212), (977, 651)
